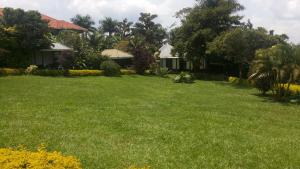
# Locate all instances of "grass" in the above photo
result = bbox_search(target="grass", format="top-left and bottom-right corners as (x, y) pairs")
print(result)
(0, 75), (300, 169)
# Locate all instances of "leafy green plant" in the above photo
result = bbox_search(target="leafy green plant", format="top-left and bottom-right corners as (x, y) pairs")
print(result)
(173, 72), (194, 83)
(100, 60), (121, 76)
(25, 65), (38, 75)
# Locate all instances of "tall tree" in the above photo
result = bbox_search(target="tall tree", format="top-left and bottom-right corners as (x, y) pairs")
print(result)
(117, 18), (133, 39)
(0, 8), (52, 67)
(99, 17), (119, 36)
(171, 0), (244, 71)
(71, 14), (95, 31)
(132, 13), (167, 54)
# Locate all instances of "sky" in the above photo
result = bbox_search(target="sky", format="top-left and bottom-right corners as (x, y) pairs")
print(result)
(0, 0), (300, 43)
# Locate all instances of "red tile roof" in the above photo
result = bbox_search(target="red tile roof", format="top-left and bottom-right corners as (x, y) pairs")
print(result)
(0, 8), (87, 32)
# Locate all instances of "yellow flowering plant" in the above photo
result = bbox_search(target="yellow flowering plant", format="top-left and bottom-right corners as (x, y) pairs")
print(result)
(0, 145), (82, 169)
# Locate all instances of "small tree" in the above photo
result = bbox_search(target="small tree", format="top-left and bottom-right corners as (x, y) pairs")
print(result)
(249, 44), (299, 98)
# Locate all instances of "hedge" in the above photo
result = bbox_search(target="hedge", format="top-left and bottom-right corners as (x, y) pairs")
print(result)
(0, 68), (136, 77)
(0, 68), (24, 76)
(68, 70), (104, 76)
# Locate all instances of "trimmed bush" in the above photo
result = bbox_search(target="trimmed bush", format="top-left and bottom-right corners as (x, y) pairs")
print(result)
(121, 69), (136, 75)
(33, 70), (66, 77)
(68, 70), (104, 76)
(0, 146), (82, 169)
(0, 68), (24, 76)
(100, 60), (121, 76)
(228, 76), (250, 86)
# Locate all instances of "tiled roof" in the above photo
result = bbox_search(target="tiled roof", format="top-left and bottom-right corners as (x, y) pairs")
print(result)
(0, 8), (87, 32)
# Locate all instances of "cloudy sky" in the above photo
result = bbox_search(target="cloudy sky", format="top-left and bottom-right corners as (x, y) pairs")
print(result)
(1, 0), (300, 43)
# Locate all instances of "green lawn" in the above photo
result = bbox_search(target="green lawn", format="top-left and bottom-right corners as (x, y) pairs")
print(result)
(0, 76), (299, 169)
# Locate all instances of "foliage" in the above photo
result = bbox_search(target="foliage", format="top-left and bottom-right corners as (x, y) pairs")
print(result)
(121, 69), (136, 75)
(249, 44), (300, 98)
(0, 68), (24, 76)
(100, 17), (119, 36)
(228, 76), (250, 86)
(0, 8), (52, 67)
(173, 72), (194, 83)
(0, 146), (81, 169)
(71, 14), (95, 31)
(129, 36), (155, 74)
(171, 0), (244, 71)
(25, 65), (38, 75)
(132, 13), (167, 54)
(100, 60), (121, 76)
(33, 70), (66, 76)
(117, 18), (133, 39)
(208, 27), (286, 79)
(67, 70), (104, 76)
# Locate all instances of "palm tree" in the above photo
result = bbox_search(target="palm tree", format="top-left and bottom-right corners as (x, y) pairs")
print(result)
(99, 17), (119, 36)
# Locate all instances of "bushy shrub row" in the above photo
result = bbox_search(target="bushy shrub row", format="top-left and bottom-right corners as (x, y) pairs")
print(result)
(0, 146), (82, 169)
(0, 68), (24, 76)
(68, 70), (104, 76)
(0, 68), (136, 77)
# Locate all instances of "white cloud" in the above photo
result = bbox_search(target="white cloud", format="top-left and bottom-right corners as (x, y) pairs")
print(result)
(1, 0), (300, 43)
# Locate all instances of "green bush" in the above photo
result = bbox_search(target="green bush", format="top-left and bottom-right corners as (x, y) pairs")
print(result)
(33, 70), (66, 76)
(248, 73), (273, 95)
(0, 68), (24, 76)
(173, 72), (194, 83)
(67, 70), (104, 76)
(100, 60), (121, 76)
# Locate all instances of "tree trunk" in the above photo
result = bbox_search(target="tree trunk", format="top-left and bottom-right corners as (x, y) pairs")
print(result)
(239, 63), (243, 82)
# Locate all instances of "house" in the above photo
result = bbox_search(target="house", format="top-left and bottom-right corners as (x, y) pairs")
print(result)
(0, 8), (87, 33)
(101, 49), (134, 68)
(159, 43), (180, 70)
(0, 8), (87, 68)
(158, 43), (207, 71)
(34, 43), (74, 68)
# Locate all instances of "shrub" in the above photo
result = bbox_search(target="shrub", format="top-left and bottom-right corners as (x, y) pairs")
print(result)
(173, 72), (194, 83)
(33, 70), (66, 76)
(121, 69), (136, 75)
(100, 60), (121, 76)
(25, 65), (38, 75)
(248, 73), (273, 95)
(0, 146), (82, 169)
(0, 68), (24, 76)
(68, 70), (104, 76)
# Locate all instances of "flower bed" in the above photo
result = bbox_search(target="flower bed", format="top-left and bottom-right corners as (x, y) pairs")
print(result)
(0, 146), (82, 169)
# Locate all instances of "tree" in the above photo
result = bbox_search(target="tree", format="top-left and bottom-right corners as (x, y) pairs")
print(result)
(71, 14), (96, 31)
(117, 18), (133, 39)
(0, 8), (52, 67)
(208, 26), (286, 79)
(129, 36), (154, 74)
(99, 17), (119, 36)
(171, 0), (244, 71)
(249, 44), (299, 98)
(132, 13), (167, 54)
